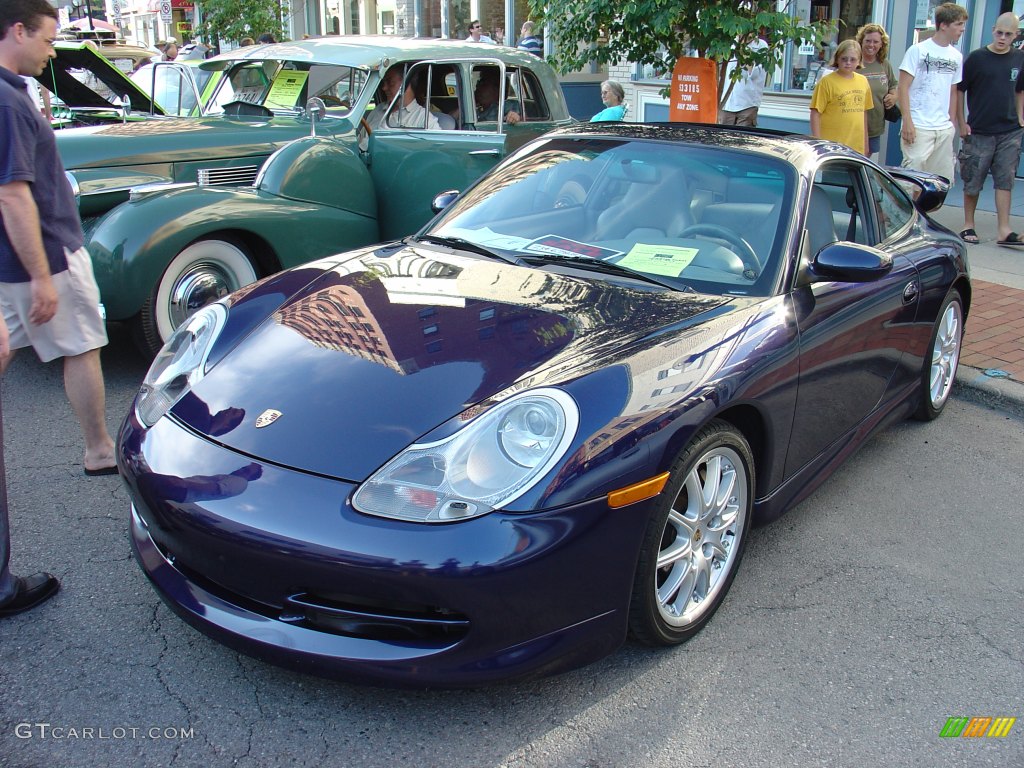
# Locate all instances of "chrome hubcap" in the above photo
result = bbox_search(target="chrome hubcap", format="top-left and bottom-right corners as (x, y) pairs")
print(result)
(929, 300), (962, 409)
(168, 263), (236, 329)
(656, 446), (747, 627)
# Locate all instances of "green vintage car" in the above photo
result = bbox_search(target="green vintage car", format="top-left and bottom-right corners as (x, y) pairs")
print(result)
(60, 36), (573, 353)
(39, 41), (165, 125)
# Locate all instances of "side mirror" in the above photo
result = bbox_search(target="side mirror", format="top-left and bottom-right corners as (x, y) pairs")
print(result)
(809, 241), (893, 283)
(431, 189), (460, 213)
(885, 167), (949, 213)
(305, 97), (326, 137)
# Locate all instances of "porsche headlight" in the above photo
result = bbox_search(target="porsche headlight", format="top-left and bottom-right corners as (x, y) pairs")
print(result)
(352, 389), (579, 523)
(135, 302), (226, 427)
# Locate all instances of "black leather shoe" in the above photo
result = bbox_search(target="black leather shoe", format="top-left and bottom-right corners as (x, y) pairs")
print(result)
(0, 573), (60, 617)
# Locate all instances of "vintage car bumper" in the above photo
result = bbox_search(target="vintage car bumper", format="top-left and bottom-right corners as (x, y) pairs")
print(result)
(121, 413), (650, 688)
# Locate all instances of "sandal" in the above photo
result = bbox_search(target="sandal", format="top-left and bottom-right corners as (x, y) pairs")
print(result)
(959, 228), (980, 244)
(997, 232), (1024, 246)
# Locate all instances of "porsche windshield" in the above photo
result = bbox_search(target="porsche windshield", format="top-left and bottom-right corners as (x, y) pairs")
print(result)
(431, 137), (797, 297)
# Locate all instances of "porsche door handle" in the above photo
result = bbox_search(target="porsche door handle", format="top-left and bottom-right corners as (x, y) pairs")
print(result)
(902, 280), (920, 304)
(469, 149), (501, 156)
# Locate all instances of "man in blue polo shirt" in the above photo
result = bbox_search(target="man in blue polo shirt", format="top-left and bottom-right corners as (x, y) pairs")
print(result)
(0, 0), (118, 616)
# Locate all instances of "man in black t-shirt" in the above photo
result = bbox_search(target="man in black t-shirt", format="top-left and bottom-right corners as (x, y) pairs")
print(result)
(956, 12), (1024, 246)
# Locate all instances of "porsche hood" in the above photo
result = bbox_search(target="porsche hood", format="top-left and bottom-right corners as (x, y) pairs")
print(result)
(170, 245), (727, 481)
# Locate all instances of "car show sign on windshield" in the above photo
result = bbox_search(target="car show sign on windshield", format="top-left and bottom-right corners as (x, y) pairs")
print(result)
(265, 72), (309, 109)
(619, 244), (699, 276)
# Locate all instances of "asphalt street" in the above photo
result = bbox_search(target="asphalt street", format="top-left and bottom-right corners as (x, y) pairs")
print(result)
(1, 323), (1021, 768)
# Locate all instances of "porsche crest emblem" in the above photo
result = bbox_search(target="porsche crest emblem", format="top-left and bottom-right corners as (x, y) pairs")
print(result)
(255, 409), (283, 428)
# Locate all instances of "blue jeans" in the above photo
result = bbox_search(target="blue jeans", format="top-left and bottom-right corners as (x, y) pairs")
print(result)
(0, 390), (16, 603)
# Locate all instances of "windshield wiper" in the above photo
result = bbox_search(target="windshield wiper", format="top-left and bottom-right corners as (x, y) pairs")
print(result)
(414, 235), (527, 266)
(521, 252), (686, 290)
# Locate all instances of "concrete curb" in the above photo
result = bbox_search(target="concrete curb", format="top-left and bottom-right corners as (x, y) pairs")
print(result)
(954, 364), (1024, 419)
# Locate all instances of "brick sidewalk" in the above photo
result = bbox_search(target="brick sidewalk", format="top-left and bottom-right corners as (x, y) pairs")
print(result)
(962, 279), (1024, 383)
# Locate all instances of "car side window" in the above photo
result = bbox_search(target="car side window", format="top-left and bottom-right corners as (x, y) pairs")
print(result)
(412, 63), (460, 130)
(470, 63), (519, 130)
(156, 66), (198, 116)
(366, 62), (457, 133)
(866, 168), (915, 242)
(809, 163), (869, 250)
(507, 68), (549, 120)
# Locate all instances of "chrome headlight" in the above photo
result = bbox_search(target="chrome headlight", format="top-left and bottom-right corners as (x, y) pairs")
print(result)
(135, 302), (226, 427)
(353, 389), (579, 523)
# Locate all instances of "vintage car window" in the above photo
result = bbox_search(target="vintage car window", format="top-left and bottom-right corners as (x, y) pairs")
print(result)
(429, 137), (796, 297)
(361, 62), (459, 135)
(419, 63), (461, 129)
(207, 61), (365, 116)
(507, 69), (549, 120)
(865, 168), (915, 242)
(132, 64), (201, 116)
(470, 63), (515, 131)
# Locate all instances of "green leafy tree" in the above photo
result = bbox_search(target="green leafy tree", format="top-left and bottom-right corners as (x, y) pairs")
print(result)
(199, 0), (287, 45)
(528, 0), (836, 108)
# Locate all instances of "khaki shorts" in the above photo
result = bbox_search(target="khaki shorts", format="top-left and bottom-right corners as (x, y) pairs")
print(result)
(900, 125), (957, 182)
(0, 246), (107, 363)
(719, 106), (759, 127)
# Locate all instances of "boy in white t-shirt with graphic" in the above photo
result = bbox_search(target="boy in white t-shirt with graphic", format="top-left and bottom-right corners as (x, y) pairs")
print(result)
(897, 3), (968, 181)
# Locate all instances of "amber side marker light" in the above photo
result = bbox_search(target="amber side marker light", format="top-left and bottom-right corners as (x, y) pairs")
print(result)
(607, 472), (670, 508)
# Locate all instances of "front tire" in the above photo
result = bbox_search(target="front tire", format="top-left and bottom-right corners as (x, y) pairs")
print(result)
(138, 237), (258, 356)
(629, 420), (754, 646)
(913, 289), (963, 421)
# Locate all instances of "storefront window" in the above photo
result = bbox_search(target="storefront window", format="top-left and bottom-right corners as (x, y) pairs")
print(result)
(784, 0), (875, 92)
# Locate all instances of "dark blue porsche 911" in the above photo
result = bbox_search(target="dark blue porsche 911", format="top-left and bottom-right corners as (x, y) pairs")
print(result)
(118, 124), (968, 687)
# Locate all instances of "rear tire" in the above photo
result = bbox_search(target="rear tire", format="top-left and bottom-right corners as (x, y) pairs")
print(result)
(913, 290), (963, 421)
(136, 236), (258, 356)
(628, 420), (754, 646)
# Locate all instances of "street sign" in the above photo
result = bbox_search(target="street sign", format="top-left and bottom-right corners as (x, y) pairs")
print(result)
(160, 0), (172, 22)
(669, 57), (717, 124)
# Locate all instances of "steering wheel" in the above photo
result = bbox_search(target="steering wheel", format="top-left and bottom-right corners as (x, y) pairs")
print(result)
(676, 224), (761, 279)
(360, 116), (373, 135)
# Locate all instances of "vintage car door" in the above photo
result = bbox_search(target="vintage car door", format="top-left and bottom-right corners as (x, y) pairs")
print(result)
(132, 61), (205, 116)
(367, 59), (508, 241)
(784, 159), (921, 476)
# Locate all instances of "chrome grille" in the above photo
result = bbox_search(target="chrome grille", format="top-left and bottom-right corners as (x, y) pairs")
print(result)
(198, 166), (260, 186)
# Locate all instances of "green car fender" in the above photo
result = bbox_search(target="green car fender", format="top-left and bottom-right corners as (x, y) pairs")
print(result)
(86, 149), (380, 321)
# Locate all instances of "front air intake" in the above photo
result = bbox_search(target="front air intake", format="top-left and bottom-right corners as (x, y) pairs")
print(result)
(198, 165), (260, 186)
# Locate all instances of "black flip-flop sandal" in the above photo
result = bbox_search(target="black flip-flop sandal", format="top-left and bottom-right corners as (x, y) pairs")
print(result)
(997, 232), (1024, 246)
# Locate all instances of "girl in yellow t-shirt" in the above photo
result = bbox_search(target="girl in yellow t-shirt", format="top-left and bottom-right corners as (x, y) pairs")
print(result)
(810, 40), (874, 156)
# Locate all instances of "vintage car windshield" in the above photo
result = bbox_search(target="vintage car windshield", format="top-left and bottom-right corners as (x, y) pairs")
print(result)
(131, 63), (215, 116)
(204, 60), (369, 117)
(430, 137), (796, 297)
